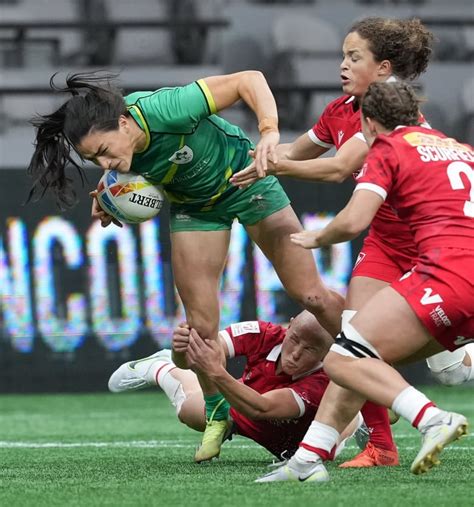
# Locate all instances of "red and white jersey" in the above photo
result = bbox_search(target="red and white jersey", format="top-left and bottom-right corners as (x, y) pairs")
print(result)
(220, 321), (329, 458)
(355, 126), (474, 251)
(309, 95), (418, 257)
(309, 95), (364, 150)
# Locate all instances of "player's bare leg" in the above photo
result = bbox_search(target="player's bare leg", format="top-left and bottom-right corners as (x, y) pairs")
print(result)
(341, 276), (399, 467)
(246, 206), (344, 338)
(171, 229), (232, 462)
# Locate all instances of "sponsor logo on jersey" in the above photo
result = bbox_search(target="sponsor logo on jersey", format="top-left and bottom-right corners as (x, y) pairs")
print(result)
(168, 145), (194, 164)
(337, 130), (345, 145)
(175, 213), (191, 221)
(420, 288), (443, 305)
(403, 132), (471, 151)
(231, 321), (260, 337)
(429, 305), (452, 328)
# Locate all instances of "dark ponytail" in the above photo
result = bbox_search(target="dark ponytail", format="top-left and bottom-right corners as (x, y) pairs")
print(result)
(27, 72), (127, 209)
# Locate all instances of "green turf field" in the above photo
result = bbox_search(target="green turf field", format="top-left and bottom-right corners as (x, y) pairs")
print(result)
(1, 386), (472, 507)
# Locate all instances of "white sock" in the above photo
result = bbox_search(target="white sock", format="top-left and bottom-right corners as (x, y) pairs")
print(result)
(156, 364), (186, 415)
(293, 421), (340, 463)
(392, 386), (441, 429)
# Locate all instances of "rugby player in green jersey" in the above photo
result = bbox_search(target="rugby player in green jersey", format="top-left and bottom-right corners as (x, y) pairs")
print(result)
(27, 70), (344, 463)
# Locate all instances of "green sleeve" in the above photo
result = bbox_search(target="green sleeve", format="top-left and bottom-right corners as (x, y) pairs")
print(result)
(126, 80), (218, 134)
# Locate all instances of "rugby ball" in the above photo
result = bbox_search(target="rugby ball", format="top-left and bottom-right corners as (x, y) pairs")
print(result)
(96, 170), (165, 224)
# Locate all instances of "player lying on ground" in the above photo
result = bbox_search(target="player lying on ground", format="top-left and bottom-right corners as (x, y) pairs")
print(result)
(108, 311), (364, 461)
(257, 82), (472, 483)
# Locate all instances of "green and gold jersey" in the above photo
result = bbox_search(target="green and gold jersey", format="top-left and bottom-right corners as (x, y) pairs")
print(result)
(125, 80), (254, 210)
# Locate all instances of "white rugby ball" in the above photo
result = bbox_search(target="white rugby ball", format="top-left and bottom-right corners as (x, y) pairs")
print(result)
(96, 170), (165, 224)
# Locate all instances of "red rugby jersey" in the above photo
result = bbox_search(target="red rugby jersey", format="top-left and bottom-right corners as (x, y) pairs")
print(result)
(355, 126), (474, 251)
(220, 321), (329, 458)
(309, 94), (418, 258)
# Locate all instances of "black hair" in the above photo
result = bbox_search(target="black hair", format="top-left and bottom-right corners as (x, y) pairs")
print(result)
(27, 72), (127, 209)
(362, 81), (421, 130)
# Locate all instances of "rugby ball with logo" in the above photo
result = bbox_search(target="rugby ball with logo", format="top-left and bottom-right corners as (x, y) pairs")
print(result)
(96, 170), (165, 224)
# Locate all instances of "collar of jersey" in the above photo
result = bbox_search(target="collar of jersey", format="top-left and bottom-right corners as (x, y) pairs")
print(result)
(266, 344), (324, 380)
(127, 104), (151, 153)
(344, 76), (397, 105)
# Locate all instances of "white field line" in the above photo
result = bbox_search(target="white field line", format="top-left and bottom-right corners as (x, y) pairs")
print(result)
(0, 438), (472, 451)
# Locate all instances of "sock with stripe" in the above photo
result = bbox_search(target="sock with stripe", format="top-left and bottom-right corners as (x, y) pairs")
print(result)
(155, 362), (186, 415)
(293, 421), (340, 463)
(391, 386), (441, 431)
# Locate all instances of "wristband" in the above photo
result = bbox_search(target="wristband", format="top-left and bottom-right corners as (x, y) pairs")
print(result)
(258, 117), (279, 135)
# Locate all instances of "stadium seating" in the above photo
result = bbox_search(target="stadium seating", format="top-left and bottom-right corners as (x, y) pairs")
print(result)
(0, 0), (82, 65)
(0, 0), (473, 166)
(457, 75), (474, 144)
(103, 0), (173, 65)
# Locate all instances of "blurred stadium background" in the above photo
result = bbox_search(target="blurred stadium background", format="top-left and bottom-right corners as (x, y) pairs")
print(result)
(0, 0), (473, 393)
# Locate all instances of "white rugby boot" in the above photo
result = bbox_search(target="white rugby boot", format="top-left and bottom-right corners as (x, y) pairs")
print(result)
(108, 349), (173, 393)
(411, 411), (468, 474)
(255, 456), (329, 483)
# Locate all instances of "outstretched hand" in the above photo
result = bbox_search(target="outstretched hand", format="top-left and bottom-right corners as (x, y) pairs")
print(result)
(290, 230), (323, 249)
(90, 189), (122, 228)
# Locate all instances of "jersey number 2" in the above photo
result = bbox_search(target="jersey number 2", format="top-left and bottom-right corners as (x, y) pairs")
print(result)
(447, 161), (474, 217)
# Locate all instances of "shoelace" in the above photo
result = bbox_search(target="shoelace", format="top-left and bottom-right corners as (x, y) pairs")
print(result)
(267, 449), (290, 469)
(267, 459), (288, 469)
(365, 443), (377, 459)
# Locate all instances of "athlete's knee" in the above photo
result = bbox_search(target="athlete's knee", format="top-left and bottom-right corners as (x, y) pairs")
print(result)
(322, 350), (349, 380)
(332, 322), (382, 361)
(177, 403), (193, 427)
(324, 323), (383, 382)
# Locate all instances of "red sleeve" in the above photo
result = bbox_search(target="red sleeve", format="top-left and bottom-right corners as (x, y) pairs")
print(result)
(355, 136), (399, 198)
(311, 106), (334, 146)
(221, 321), (275, 358)
(290, 371), (330, 412)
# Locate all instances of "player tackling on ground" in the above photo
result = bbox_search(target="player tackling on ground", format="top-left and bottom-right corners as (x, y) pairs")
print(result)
(108, 311), (363, 460)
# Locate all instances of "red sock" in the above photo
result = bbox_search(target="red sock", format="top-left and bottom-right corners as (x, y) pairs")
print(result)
(361, 401), (396, 451)
(299, 442), (332, 461)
